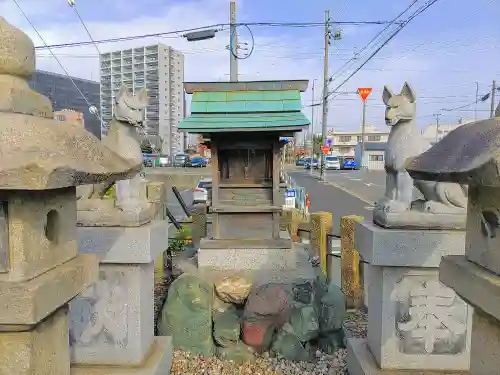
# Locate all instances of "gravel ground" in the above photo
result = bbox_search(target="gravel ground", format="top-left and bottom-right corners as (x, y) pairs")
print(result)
(169, 311), (368, 375)
(171, 349), (347, 375)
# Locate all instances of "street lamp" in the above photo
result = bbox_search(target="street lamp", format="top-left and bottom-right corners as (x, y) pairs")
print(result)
(183, 29), (218, 42)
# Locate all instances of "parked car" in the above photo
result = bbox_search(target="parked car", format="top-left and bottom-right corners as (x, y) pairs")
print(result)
(193, 178), (212, 204)
(305, 158), (319, 170)
(173, 153), (189, 167)
(296, 158), (306, 166)
(158, 155), (170, 167)
(343, 158), (357, 170)
(324, 155), (341, 170)
(190, 156), (207, 168)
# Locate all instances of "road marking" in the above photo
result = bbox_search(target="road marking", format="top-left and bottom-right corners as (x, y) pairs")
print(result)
(321, 180), (373, 205)
(364, 205), (374, 211)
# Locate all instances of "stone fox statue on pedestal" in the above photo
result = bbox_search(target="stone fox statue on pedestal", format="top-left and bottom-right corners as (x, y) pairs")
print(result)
(77, 86), (147, 201)
(376, 82), (468, 215)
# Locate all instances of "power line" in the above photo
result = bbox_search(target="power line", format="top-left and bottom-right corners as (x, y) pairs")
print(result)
(327, 0), (420, 84)
(360, 0), (496, 83)
(11, 0), (99, 117)
(326, 0), (441, 98)
(33, 20), (404, 50)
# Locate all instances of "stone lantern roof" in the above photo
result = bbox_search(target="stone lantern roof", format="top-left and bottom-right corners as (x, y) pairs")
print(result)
(0, 17), (140, 189)
(406, 116), (500, 187)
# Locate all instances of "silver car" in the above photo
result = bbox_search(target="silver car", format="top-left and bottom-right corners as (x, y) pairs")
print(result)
(324, 155), (341, 170)
(193, 178), (212, 204)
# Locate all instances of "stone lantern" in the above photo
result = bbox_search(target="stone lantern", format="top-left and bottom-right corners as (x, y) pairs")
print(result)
(406, 113), (500, 375)
(0, 17), (140, 375)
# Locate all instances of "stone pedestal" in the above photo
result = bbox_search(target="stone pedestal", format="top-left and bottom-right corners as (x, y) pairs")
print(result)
(347, 221), (472, 374)
(197, 231), (296, 272)
(70, 221), (171, 374)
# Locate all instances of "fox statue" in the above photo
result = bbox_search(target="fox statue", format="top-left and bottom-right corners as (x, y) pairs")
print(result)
(375, 81), (468, 216)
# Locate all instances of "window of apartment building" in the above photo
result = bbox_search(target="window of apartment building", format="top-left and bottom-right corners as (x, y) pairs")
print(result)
(369, 154), (384, 161)
(339, 136), (352, 142)
(357, 136), (362, 142)
(368, 135), (381, 142)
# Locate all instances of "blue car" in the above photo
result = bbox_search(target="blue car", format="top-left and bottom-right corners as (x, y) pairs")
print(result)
(190, 156), (206, 168)
(305, 158), (319, 170)
(296, 158), (306, 166)
(343, 158), (357, 170)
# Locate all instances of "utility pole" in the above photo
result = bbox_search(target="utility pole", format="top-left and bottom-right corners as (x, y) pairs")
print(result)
(309, 80), (315, 175)
(229, 1), (238, 82)
(360, 99), (367, 168)
(490, 80), (496, 118)
(433, 113), (441, 144)
(319, 9), (331, 181)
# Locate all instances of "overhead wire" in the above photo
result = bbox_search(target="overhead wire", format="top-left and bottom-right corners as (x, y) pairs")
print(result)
(10, 0), (98, 118)
(326, 0), (420, 85)
(326, 0), (441, 99)
(33, 20), (405, 50)
(360, 0), (496, 83)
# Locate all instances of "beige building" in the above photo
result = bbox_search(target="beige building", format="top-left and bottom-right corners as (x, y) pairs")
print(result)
(420, 118), (473, 147)
(327, 125), (389, 157)
(54, 109), (84, 128)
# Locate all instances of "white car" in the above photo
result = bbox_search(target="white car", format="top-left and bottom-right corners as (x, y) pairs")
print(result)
(158, 156), (169, 167)
(193, 178), (212, 204)
(324, 155), (341, 170)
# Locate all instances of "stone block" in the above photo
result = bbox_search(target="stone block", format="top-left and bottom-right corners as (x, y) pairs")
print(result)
(0, 254), (98, 325)
(0, 187), (78, 282)
(464, 186), (500, 276)
(355, 220), (465, 267)
(346, 338), (469, 375)
(77, 220), (168, 264)
(310, 211), (332, 273)
(340, 215), (364, 309)
(366, 264), (472, 371)
(70, 221), (168, 366)
(198, 246), (296, 271)
(470, 308), (500, 375)
(71, 336), (173, 375)
(439, 255), (500, 322)
(69, 262), (154, 365)
(190, 203), (207, 245)
(0, 307), (70, 375)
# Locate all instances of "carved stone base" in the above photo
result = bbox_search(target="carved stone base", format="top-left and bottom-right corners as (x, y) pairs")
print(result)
(373, 207), (466, 230)
(77, 202), (158, 227)
(71, 337), (172, 375)
(347, 338), (470, 375)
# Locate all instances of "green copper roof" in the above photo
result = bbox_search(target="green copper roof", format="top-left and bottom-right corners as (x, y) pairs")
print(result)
(179, 112), (309, 132)
(190, 90), (302, 113)
(179, 88), (309, 133)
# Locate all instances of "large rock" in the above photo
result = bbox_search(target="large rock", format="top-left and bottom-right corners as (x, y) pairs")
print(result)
(215, 275), (252, 304)
(318, 282), (346, 333)
(242, 283), (290, 351)
(157, 273), (215, 357)
(289, 305), (319, 342)
(213, 308), (242, 347)
(271, 323), (311, 362)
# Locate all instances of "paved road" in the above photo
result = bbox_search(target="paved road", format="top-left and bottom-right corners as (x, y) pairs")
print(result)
(300, 168), (423, 205)
(288, 170), (373, 236)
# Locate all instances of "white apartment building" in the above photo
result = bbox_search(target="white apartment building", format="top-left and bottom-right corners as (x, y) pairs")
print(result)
(99, 43), (185, 155)
(327, 125), (389, 157)
(420, 118), (473, 147)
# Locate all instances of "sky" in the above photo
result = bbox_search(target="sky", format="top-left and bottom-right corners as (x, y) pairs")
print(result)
(1, 0), (498, 134)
